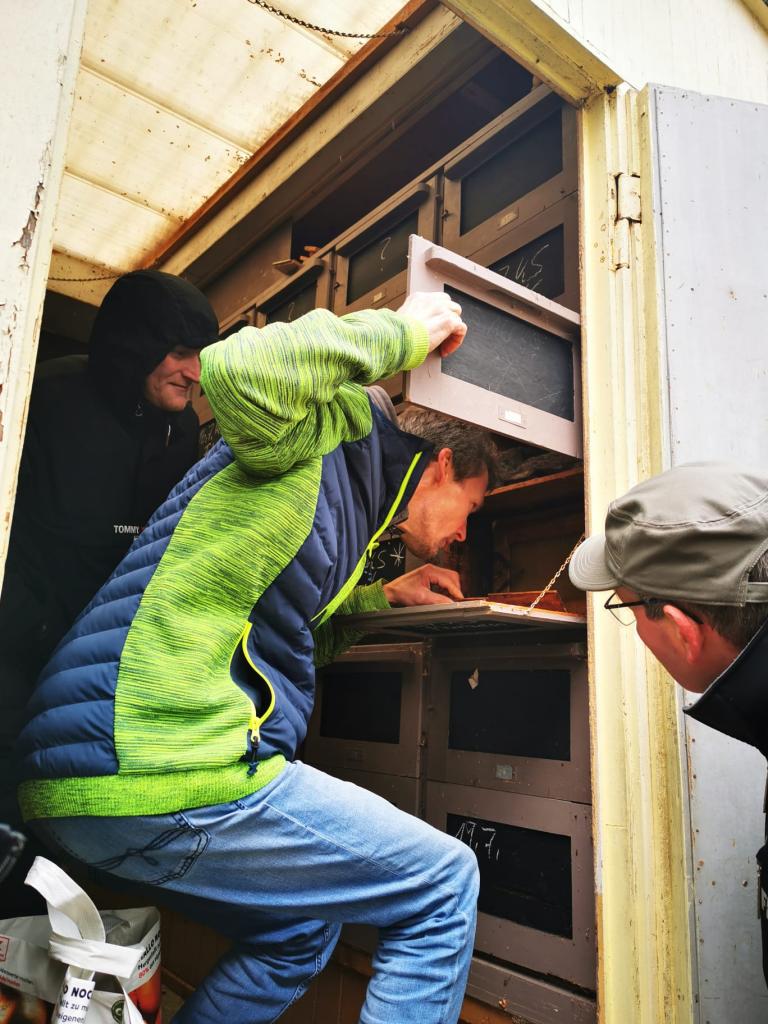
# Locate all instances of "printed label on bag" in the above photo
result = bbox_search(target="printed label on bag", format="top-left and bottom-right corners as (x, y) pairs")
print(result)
(0, 937), (7, 962)
(52, 977), (95, 1024)
(133, 923), (161, 985)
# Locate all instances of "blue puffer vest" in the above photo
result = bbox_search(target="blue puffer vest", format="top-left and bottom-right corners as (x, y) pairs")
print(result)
(16, 400), (431, 820)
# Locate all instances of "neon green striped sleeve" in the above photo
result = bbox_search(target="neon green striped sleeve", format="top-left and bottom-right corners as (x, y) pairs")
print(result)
(200, 308), (429, 477)
(312, 581), (391, 668)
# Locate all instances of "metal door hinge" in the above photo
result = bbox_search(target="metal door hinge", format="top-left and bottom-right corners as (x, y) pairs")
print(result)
(616, 172), (641, 222)
(612, 172), (642, 270)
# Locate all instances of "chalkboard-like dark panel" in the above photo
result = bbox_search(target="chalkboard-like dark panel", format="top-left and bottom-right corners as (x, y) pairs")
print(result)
(448, 668), (570, 759)
(319, 670), (402, 743)
(265, 281), (318, 324)
(460, 112), (563, 235)
(361, 536), (408, 584)
(488, 225), (565, 301)
(443, 289), (575, 420)
(448, 812), (572, 937)
(347, 211), (419, 303)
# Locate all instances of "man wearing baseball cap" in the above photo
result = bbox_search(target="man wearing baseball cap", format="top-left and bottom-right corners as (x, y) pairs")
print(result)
(568, 461), (768, 980)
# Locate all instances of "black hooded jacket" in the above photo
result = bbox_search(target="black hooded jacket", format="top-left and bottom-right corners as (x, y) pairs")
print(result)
(0, 271), (216, 909)
(686, 620), (768, 757)
(0, 271), (219, 681)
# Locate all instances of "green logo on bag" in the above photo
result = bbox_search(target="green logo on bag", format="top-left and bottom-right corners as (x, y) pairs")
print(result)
(112, 999), (124, 1023)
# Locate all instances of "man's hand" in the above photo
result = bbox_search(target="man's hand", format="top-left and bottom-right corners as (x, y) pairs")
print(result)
(382, 564), (464, 607)
(397, 292), (466, 358)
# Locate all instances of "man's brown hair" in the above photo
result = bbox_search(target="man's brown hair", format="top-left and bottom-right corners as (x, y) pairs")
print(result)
(398, 407), (499, 491)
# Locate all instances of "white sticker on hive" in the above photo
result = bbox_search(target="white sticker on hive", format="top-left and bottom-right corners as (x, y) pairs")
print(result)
(499, 407), (524, 427)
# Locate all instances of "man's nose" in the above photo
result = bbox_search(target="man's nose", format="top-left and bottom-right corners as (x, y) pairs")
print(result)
(183, 354), (201, 383)
(453, 522), (467, 543)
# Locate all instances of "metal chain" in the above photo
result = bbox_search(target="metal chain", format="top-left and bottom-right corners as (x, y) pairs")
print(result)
(246, 0), (408, 39)
(48, 273), (119, 282)
(527, 534), (585, 613)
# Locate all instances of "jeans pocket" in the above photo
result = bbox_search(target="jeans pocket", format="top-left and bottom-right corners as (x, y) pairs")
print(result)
(40, 813), (210, 887)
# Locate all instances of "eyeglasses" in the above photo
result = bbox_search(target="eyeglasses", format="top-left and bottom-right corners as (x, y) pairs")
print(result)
(604, 593), (703, 626)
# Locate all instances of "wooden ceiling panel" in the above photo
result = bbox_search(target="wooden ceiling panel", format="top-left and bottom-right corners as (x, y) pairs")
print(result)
(52, 0), (406, 280)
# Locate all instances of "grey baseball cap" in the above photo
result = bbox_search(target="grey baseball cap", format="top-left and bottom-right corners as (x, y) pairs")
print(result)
(569, 463), (768, 606)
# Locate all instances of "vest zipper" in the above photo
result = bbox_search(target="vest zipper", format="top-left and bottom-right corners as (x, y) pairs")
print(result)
(233, 621), (276, 775)
(311, 451), (423, 629)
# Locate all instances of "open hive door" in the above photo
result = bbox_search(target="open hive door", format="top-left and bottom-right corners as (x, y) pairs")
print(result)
(639, 83), (768, 1024)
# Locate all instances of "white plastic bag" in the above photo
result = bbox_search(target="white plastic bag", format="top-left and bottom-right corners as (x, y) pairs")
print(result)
(0, 857), (162, 1024)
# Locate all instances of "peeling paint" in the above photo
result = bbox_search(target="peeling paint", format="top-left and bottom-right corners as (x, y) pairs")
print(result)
(298, 68), (322, 88)
(13, 178), (45, 267)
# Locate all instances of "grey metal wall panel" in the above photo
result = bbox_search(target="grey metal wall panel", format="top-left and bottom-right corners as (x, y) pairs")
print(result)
(651, 84), (768, 1022)
(653, 86), (768, 465)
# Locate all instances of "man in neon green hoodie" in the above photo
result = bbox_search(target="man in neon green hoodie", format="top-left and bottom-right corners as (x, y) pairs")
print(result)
(21, 292), (495, 1024)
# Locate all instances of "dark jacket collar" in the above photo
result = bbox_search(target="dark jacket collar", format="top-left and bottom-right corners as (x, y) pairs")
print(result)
(368, 401), (434, 526)
(685, 619), (768, 757)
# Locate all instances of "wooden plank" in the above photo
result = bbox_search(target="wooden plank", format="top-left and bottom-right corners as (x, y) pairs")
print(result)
(483, 467), (584, 515)
(46, 251), (116, 305)
(466, 956), (595, 1022)
(205, 222), (292, 325)
(443, 0), (620, 102)
(337, 599), (586, 635)
(144, 0), (440, 271)
(333, 942), (557, 1023)
(158, 11), (485, 285)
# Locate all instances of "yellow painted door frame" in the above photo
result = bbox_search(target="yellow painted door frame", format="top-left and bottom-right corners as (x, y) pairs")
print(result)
(579, 85), (694, 1023)
(444, 4), (694, 1021)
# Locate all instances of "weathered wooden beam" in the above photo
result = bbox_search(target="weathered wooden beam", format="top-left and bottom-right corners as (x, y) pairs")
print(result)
(46, 251), (117, 307)
(155, 5), (471, 284)
(145, 0), (440, 273)
(444, 0), (621, 102)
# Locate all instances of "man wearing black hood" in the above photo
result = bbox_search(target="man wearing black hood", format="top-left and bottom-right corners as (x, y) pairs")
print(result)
(568, 463), (768, 986)
(0, 269), (218, 911)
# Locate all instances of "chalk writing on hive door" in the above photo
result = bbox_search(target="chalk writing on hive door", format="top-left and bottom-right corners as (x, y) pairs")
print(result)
(454, 818), (501, 863)
(493, 241), (550, 293)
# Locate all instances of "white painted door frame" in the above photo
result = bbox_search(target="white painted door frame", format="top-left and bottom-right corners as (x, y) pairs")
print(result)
(0, 0), (88, 581)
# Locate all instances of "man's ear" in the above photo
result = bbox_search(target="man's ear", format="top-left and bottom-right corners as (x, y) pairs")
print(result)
(434, 448), (453, 482)
(663, 604), (704, 665)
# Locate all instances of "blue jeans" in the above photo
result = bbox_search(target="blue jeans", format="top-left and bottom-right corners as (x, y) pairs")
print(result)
(32, 761), (479, 1024)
